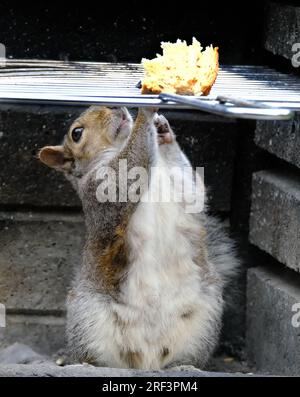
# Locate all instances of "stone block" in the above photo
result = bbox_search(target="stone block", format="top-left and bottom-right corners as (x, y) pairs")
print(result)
(249, 170), (300, 272)
(0, 211), (84, 312)
(264, 1), (300, 62)
(0, 314), (66, 356)
(255, 115), (300, 169)
(246, 266), (300, 375)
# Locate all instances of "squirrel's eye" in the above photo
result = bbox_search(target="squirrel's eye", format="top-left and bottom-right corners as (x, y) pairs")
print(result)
(71, 127), (84, 143)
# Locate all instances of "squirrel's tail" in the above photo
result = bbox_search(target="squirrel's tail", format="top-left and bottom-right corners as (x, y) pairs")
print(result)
(203, 214), (241, 290)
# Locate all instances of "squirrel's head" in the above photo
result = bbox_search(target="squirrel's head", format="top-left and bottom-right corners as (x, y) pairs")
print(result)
(39, 106), (133, 175)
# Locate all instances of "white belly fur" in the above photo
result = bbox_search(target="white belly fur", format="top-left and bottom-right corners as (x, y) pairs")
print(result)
(68, 154), (223, 369)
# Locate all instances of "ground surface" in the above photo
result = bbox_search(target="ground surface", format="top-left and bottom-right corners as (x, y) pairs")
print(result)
(0, 343), (262, 377)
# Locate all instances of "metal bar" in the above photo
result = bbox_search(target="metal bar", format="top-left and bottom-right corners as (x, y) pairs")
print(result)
(0, 60), (299, 120)
(158, 93), (294, 120)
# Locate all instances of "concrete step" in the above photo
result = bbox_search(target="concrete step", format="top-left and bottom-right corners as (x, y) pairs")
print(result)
(0, 342), (257, 377)
(0, 363), (257, 377)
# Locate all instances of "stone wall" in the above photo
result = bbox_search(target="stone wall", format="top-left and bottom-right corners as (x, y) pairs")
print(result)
(246, 0), (300, 375)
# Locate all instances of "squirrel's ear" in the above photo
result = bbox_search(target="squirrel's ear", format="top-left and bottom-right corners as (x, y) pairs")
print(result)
(38, 145), (72, 171)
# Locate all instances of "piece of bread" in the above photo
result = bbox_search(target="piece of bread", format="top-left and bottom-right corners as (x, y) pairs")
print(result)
(141, 38), (219, 96)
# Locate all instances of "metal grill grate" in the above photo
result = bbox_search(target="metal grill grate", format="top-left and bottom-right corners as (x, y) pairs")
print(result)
(0, 59), (299, 119)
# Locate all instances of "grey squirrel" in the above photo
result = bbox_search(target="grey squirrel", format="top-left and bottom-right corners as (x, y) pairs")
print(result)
(39, 106), (239, 369)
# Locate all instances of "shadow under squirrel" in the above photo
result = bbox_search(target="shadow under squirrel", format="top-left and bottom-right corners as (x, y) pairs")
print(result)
(39, 106), (239, 370)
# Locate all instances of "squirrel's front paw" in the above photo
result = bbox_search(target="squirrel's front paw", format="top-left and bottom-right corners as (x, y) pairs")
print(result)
(154, 114), (174, 145)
